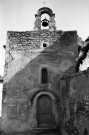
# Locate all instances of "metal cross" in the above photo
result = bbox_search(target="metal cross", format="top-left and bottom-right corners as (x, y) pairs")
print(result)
(43, 1), (46, 6)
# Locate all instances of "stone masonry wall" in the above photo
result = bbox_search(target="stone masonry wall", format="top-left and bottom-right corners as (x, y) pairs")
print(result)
(7, 30), (62, 50)
(60, 69), (89, 135)
(1, 30), (78, 134)
(4, 30), (78, 82)
(7, 30), (77, 50)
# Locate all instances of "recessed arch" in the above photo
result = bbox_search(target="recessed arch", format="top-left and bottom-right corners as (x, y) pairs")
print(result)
(28, 91), (59, 128)
(28, 89), (58, 103)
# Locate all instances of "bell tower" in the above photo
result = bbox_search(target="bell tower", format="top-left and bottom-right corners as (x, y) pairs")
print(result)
(34, 7), (56, 30)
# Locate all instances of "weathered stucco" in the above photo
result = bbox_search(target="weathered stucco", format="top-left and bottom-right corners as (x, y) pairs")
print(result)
(60, 69), (89, 135)
(1, 29), (80, 135)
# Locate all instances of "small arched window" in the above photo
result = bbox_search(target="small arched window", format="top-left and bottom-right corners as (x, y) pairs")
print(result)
(41, 68), (48, 84)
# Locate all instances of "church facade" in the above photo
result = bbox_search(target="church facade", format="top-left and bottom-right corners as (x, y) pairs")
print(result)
(1, 7), (89, 135)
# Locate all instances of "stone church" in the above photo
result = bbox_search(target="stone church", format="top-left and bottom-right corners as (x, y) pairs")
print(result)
(1, 7), (89, 135)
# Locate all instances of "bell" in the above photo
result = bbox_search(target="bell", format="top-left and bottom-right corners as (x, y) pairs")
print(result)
(42, 21), (48, 27)
(41, 18), (49, 27)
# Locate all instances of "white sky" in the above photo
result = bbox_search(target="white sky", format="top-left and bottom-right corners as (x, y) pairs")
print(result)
(0, 0), (89, 116)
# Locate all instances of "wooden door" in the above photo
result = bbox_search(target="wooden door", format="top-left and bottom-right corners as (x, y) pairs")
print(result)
(37, 95), (55, 127)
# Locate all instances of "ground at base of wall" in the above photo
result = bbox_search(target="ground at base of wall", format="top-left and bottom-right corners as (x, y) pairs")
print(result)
(1, 132), (60, 135)
(1, 131), (33, 135)
(1, 129), (61, 135)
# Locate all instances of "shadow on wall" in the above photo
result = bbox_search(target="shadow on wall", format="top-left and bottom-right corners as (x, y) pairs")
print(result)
(1, 31), (78, 133)
(3, 31), (78, 98)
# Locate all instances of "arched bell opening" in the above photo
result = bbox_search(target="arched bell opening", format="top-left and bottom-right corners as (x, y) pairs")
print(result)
(41, 13), (49, 29)
(34, 7), (56, 30)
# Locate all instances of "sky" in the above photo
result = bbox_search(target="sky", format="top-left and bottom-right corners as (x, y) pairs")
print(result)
(0, 0), (89, 116)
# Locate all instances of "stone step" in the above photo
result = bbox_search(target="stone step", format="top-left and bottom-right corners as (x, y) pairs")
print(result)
(33, 128), (60, 135)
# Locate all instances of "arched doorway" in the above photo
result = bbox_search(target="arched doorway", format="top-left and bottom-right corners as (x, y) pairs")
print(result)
(37, 95), (55, 128)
